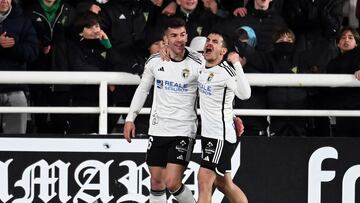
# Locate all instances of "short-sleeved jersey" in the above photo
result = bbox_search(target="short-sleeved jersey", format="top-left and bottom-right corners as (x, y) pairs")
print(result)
(126, 48), (204, 138)
(198, 61), (249, 143)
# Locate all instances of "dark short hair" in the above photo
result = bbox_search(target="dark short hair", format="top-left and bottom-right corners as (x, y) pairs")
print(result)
(163, 18), (186, 33)
(337, 26), (360, 44)
(208, 30), (232, 51)
(73, 11), (101, 34)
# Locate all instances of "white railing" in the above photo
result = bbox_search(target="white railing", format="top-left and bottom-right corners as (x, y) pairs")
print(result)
(1, 71), (360, 134)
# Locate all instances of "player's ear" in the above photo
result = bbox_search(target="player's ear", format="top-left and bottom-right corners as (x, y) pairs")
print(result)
(221, 47), (228, 56)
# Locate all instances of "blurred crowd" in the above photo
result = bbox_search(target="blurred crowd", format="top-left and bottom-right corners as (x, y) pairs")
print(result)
(0, 0), (360, 137)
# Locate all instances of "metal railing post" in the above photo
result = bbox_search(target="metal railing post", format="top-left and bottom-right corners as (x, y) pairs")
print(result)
(99, 81), (108, 134)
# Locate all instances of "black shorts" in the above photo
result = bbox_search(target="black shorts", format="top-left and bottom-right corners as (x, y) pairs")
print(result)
(200, 137), (237, 176)
(146, 135), (195, 167)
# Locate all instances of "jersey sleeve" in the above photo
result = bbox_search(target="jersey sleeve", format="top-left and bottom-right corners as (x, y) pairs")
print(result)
(125, 60), (155, 122)
(226, 62), (251, 100)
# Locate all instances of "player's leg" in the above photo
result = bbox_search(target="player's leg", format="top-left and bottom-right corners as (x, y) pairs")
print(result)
(214, 174), (248, 203)
(149, 166), (166, 203)
(165, 163), (195, 203)
(213, 140), (248, 203)
(146, 136), (168, 203)
(166, 137), (196, 203)
(197, 166), (217, 203)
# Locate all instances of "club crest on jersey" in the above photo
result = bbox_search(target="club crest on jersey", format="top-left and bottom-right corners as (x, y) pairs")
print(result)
(207, 72), (214, 82)
(182, 68), (190, 78)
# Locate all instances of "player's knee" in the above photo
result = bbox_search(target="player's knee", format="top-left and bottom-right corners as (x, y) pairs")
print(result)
(214, 180), (226, 193)
(165, 177), (182, 192)
(150, 177), (166, 190)
(197, 173), (212, 192)
(214, 177), (232, 194)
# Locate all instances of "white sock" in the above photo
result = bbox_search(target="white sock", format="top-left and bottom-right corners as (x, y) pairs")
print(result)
(171, 184), (196, 203)
(150, 189), (167, 203)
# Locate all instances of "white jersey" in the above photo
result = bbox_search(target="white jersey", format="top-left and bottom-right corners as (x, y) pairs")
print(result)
(126, 48), (204, 138)
(198, 61), (251, 143)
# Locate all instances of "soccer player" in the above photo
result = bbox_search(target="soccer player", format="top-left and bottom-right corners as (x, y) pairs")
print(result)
(123, 18), (203, 203)
(197, 32), (250, 203)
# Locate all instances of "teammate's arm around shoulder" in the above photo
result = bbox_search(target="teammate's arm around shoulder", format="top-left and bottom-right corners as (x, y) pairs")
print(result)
(227, 52), (251, 100)
(123, 59), (156, 143)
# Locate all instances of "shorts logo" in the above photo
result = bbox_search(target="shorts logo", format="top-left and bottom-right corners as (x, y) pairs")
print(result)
(180, 140), (187, 146)
(156, 80), (163, 89)
(176, 140), (188, 153)
(203, 156), (210, 161)
(182, 68), (190, 78)
(205, 141), (215, 155)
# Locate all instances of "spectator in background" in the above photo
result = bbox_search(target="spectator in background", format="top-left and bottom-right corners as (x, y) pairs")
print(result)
(232, 26), (269, 136)
(201, 0), (243, 18)
(74, 0), (108, 14)
(67, 11), (112, 134)
(233, 0), (284, 17)
(280, 0), (343, 137)
(147, 0), (219, 44)
(100, 0), (147, 132)
(264, 29), (309, 136)
(282, 0), (343, 73)
(146, 0), (178, 22)
(0, 0), (38, 133)
(27, 0), (76, 133)
(325, 26), (360, 137)
(223, 0), (287, 53)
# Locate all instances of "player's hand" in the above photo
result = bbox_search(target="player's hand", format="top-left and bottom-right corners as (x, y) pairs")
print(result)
(227, 52), (241, 64)
(355, 70), (360, 80)
(227, 52), (247, 66)
(234, 117), (244, 137)
(159, 45), (171, 61)
(233, 7), (247, 17)
(123, 121), (136, 143)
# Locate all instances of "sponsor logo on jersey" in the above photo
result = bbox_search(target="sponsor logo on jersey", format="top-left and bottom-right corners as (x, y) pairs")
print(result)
(182, 68), (190, 78)
(156, 80), (163, 89)
(156, 80), (189, 92)
(198, 82), (212, 96)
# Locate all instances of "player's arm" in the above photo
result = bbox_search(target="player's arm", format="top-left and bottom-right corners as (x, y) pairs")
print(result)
(123, 62), (155, 142)
(226, 52), (251, 100)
